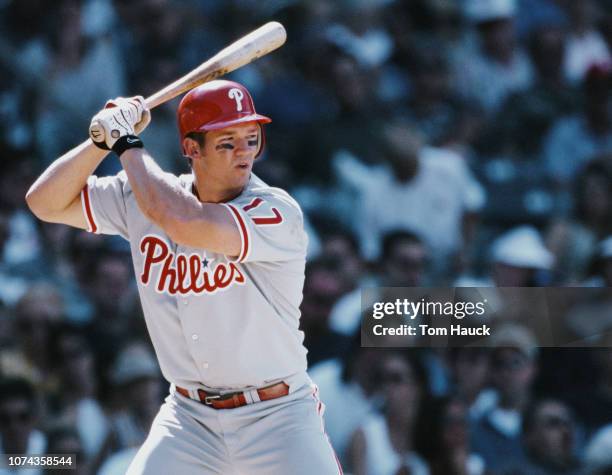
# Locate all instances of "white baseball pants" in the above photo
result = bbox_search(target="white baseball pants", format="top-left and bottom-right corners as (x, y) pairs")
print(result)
(126, 382), (343, 474)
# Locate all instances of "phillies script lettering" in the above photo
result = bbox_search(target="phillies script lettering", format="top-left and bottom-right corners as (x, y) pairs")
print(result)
(139, 235), (245, 295)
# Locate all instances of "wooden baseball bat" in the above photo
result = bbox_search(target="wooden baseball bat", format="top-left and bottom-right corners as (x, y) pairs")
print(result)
(145, 21), (286, 109)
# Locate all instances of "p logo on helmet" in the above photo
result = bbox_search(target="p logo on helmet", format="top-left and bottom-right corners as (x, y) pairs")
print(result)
(228, 88), (244, 111)
(177, 80), (271, 157)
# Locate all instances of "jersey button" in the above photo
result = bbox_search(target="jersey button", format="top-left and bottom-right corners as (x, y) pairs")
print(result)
(191, 334), (199, 341)
(183, 299), (188, 306)
(202, 362), (209, 369)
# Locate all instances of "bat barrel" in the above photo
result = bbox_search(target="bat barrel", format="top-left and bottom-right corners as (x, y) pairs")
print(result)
(145, 22), (286, 109)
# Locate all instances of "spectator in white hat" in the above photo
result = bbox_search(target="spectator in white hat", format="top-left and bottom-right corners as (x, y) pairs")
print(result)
(455, 225), (554, 287)
(491, 226), (555, 286)
(452, 0), (534, 113)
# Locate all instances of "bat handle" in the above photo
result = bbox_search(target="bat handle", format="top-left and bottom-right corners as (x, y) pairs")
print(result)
(145, 86), (180, 110)
(145, 94), (163, 110)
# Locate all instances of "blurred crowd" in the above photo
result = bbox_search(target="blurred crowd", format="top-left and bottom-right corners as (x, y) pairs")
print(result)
(2, 0), (612, 473)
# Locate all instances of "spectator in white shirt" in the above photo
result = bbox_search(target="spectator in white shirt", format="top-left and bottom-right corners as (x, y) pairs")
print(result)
(346, 123), (484, 279)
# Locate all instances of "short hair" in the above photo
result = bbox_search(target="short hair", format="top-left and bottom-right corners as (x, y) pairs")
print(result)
(0, 377), (36, 407)
(381, 229), (423, 261)
(185, 131), (206, 148)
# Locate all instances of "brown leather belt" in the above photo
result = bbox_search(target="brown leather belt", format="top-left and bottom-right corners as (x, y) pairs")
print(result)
(176, 382), (289, 409)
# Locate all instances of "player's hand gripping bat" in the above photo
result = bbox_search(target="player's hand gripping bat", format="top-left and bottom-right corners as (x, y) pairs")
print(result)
(89, 22), (286, 147)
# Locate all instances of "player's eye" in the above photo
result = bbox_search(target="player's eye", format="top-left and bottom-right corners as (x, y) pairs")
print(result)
(247, 139), (258, 147)
(216, 143), (234, 150)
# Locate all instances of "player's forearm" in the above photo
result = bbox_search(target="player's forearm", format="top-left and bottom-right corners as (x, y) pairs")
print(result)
(120, 149), (199, 228)
(120, 150), (240, 254)
(26, 139), (109, 219)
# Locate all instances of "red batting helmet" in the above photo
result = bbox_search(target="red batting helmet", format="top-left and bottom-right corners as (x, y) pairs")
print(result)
(177, 80), (271, 157)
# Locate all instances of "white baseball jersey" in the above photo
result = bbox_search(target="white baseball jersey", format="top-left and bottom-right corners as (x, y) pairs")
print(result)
(80, 171), (309, 390)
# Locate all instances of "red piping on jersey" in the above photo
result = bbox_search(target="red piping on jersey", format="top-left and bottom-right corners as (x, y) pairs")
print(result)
(227, 204), (249, 262)
(242, 197), (263, 212)
(82, 184), (98, 233)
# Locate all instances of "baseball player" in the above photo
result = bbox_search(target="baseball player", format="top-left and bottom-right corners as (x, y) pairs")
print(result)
(26, 80), (342, 474)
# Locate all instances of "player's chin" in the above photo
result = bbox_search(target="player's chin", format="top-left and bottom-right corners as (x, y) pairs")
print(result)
(231, 164), (252, 185)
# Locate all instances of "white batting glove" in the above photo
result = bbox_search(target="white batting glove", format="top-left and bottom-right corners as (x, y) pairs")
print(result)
(129, 96), (151, 135)
(89, 96), (151, 150)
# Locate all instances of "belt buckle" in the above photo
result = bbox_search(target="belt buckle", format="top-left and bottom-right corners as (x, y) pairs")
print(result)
(204, 394), (222, 405)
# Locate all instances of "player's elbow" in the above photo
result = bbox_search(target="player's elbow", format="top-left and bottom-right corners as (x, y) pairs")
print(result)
(25, 186), (54, 222)
(25, 188), (37, 212)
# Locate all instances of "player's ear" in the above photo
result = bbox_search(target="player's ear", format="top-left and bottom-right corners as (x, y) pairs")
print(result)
(182, 137), (203, 160)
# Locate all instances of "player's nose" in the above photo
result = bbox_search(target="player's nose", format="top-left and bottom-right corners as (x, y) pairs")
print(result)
(234, 138), (256, 157)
